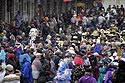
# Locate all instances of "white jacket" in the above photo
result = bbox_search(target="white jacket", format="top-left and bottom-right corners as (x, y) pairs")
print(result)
(0, 70), (5, 83)
(2, 74), (20, 83)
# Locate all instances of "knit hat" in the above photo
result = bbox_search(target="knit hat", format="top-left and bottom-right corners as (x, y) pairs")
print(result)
(8, 53), (15, 58)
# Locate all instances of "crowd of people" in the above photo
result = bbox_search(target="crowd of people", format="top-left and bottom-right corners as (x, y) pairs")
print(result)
(0, 4), (125, 83)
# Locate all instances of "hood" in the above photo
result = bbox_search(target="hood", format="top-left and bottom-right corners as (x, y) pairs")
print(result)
(20, 53), (31, 63)
(108, 68), (115, 71)
(83, 75), (91, 80)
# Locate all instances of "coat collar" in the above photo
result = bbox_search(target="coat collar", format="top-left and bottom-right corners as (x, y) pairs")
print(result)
(3, 74), (20, 82)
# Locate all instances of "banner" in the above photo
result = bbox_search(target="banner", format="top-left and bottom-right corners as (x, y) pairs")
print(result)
(64, 0), (72, 2)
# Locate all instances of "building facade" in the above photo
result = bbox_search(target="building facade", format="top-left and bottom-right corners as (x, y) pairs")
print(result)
(0, 0), (78, 23)
(0, 0), (96, 23)
(102, 0), (125, 9)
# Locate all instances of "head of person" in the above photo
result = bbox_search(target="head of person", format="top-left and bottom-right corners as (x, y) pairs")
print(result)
(40, 54), (45, 62)
(85, 68), (93, 75)
(5, 64), (14, 74)
(63, 55), (70, 64)
(99, 60), (104, 67)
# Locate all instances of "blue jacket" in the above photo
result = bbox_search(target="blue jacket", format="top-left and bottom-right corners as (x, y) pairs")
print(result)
(93, 44), (102, 54)
(55, 60), (72, 83)
(21, 61), (33, 83)
(14, 46), (22, 56)
(0, 50), (6, 65)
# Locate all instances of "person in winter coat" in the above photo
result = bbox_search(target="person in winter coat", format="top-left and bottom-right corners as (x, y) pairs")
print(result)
(74, 55), (84, 66)
(89, 53), (99, 80)
(32, 53), (42, 83)
(93, 42), (102, 55)
(37, 54), (51, 83)
(72, 54), (85, 83)
(0, 59), (5, 83)
(20, 53), (33, 83)
(78, 68), (97, 83)
(97, 61), (106, 83)
(3, 64), (20, 83)
(6, 52), (20, 70)
(0, 47), (6, 67)
(103, 64), (116, 83)
(54, 56), (72, 83)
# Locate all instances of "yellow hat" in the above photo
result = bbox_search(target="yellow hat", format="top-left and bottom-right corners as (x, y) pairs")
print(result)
(111, 29), (116, 33)
(81, 38), (87, 42)
(108, 34), (116, 37)
(112, 26), (118, 30)
(122, 30), (125, 33)
(92, 30), (99, 37)
(100, 33), (106, 37)
(111, 42), (115, 45)
(100, 29), (105, 33)
(96, 38), (100, 44)
(82, 32), (87, 36)
(73, 36), (78, 39)
(105, 41), (111, 45)
(104, 29), (110, 34)
(86, 45), (92, 51)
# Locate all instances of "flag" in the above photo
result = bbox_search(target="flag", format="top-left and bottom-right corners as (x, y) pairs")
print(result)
(64, 0), (72, 2)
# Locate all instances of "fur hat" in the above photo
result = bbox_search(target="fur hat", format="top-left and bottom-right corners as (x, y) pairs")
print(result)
(6, 64), (14, 71)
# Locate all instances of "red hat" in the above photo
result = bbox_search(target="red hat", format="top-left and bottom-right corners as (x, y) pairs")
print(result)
(9, 53), (15, 58)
